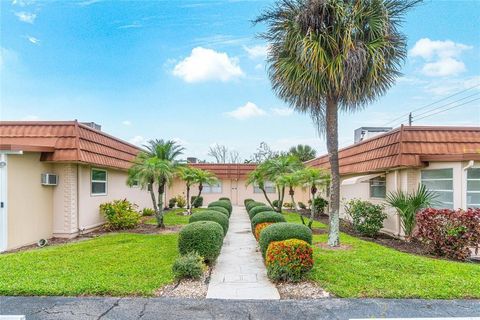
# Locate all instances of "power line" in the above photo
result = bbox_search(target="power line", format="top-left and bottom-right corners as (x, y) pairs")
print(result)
(413, 97), (480, 122)
(382, 84), (480, 126)
(413, 92), (480, 118)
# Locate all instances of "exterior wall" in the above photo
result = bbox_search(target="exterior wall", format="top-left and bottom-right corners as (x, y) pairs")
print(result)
(7, 152), (54, 250)
(52, 163), (78, 237)
(76, 165), (152, 232)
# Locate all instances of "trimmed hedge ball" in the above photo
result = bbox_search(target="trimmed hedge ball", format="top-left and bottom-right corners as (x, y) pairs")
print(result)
(244, 198), (254, 207)
(246, 201), (265, 213)
(248, 205), (274, 220)
(259, 222), (312, 258)
(254, 222), (273, 240)
(266, 239), (313, 282)
(251, 211), (286, 230)
(189, 210), (229, 235)
(219, 197), (231, 202)
(208, 206), (230, 218)
(178, 221), (224, 264)
(208, 200), (232, 214)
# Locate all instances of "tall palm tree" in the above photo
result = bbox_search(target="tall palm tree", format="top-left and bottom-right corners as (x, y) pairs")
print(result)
(289, 144), (317, 162)
(246, 168), (275, 208)
(255, 0), (418, 246)
(177, 166), (198, 214)
(193, 169), (218, 201)
(299, 167), (330, 228)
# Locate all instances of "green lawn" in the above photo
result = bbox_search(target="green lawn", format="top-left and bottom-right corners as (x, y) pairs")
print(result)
(146, 208), (205, 226)
(0, 233), (178, 296)
(282, 211), (326, 229)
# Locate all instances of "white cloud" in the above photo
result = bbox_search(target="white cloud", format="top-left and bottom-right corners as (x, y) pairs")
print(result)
(271, 107), (293, 116)
(172, 47), (244, 83)
(421, 57), (466, 77)
(129, 135), (148, 147)
(21, 114), (40, 121)
(27, 36), (39, 44)
(122, 120), (131, 126)
(424, 76), (480, 96)
(0, 47), (18, 70)
(118, 22), (142, 29)
(14, 11), (36, 24)
(409, 38), (472, 77)
(77, 0), (103, 6)
(225, 102), (266, 120)
(12, 0), (33, 7)
(244, 44), (269, 59)
(254, 63), (263, 71)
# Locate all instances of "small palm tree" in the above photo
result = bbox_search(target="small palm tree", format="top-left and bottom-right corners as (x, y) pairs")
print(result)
(289, 144), (316, 162)
(193, 169), (218, 201)
(386, 184), (437, 238)
(256, 0), (419, 246)
(299, 167), (330, 228)
(246, 168), (275, 208)
(178, 166), (198, 214)
(276, 171), (303, 211)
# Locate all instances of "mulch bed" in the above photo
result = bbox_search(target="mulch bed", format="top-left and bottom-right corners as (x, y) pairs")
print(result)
(156, 267), (212, 299)
(276, 281), (330, 299)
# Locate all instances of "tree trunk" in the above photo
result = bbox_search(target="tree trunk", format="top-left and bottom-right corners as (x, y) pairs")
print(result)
(326, 96), (340, 247)
(156, 183), (165, 228)
(195, 183), (203, 203)
(186, 184), (191, 214)
(149, 182), (159, 216)
(278, 186), (286, 212)
(261, 187), (274, 208)
(309, 186), (317, 229)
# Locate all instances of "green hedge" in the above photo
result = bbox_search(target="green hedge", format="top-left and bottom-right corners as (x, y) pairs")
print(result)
(189, 210), (229, 235)
(208, 206), (230, 218)
(208, 200), (232, 214)
(244, 198), (254, 207)
(248, 205), (274, 220)
(246, 201), (265, 213)
(178, 221), (224, 264)
(219, 197), (231, 202)
(251, 211), (286, 230)
(259, 222), (312, 258)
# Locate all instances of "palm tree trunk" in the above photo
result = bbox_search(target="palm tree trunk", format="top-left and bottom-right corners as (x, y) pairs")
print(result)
(309, 186), (317, 229)
(157, 183), (166, 228)
(186, 184), (191, 214)
(326, 96), (340, 247)
(149, 183), (159, 216)
(260, 187), (274, 208)
(278, 186), (286, 212)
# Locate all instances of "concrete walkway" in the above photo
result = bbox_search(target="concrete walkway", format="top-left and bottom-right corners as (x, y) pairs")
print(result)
(206, 206), (280, 300)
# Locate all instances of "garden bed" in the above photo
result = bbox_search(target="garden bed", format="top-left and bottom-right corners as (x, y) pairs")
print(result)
(156, 267), (212, 299)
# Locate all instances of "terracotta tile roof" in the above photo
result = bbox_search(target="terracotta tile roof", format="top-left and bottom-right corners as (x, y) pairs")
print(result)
(190, 163), (257, 179)
(306, 126), (480, 175)
(0, 121), (140, 170)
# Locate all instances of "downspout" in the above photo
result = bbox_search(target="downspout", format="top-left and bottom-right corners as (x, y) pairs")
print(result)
(74, 120), (81, 235)
(76, 163), (80, 235)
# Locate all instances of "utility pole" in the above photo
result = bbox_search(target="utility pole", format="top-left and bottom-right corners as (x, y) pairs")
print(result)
(408, 112), (412, 126)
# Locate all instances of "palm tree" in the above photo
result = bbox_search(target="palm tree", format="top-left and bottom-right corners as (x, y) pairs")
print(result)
(299, 167), (330, 228)
(289, 144), (317, 162)
(178, 166), (198, 214)
(246, 167), (275, 208)
(255, 0), (418, 246)
(193, 169), (218, 201)
(276, 171), (303, 211)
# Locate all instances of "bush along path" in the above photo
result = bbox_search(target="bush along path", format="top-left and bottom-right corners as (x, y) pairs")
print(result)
(206, 204), (280, 299)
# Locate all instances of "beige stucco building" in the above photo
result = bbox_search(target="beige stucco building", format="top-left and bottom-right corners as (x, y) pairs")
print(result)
(0, 121), (151, 251)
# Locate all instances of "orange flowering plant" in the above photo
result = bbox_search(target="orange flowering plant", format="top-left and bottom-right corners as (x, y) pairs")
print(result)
(254, 222), (273, 240)
(265, 239), (313, 282)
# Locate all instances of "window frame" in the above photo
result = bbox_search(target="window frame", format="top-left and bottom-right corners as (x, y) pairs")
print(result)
(466, 167), (480, 209)
(254, 181), (276, 194)
(369, 176), (386, 199)
(91, 168), (108, 196)
(421, 168), (454, 209)
(202, 181), (222, 194)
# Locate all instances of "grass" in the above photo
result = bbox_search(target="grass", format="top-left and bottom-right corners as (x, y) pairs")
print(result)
(282, 210), (326, 229)
(146, 208), (206, 226)
(0, 233), (178, 296)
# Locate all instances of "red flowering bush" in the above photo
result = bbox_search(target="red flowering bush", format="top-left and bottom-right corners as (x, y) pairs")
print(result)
(254, 222), (273, 240)
(265, 239), (314, 282)
(415, 208), (480, 260)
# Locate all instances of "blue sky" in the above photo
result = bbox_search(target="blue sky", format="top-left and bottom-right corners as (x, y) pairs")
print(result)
(1, 0), (479, 161)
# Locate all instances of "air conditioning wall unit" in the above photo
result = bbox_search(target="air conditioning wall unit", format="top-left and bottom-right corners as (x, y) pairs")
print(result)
(41, 173), (58, 186)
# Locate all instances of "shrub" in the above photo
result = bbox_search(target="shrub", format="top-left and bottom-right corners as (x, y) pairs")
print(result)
(219, 197), (231, 202)
(178, 221), (224, 264)
(168, 198), (176, 209)
(283, 202), (293, 209)
(244, 198), (254, 207)
(208, 206), (230, 218)
(172, 252), (206, 280)
(141, 207), (155, 216)
(189, 210), (229, 235)
(175, 195), (187, 208)
(298, 202), (307, 210)
(345, 199), (387, 237)
(272, 199), (280, 209)
(266, 239), (314, 282)
(246, 201), (265, 213)
(313, 197), (329, 214)
(254, 222), (273, 240)
(248, 205), (273, 219)
(99, 199), (141, 230)
(191, 196), (203, 208)
(415, 208), (480, 260)
(251, 211), (286, 230)
(259, 222), (312, 257)
(208, 200), (232, 214)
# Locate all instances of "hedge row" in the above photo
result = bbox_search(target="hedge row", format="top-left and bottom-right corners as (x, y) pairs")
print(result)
(244, 199), (314, 282)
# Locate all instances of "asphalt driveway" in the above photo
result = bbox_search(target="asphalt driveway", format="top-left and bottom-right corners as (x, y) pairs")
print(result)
(1, 296), (480, 320)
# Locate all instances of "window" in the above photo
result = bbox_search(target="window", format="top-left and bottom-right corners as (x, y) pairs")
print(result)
(91, 168), (107, 195)
(369, 176), (386, 198)
(421, 168), (453, 209)
(203, 181), (222, 194)
(254, 181), (276, 194)
(467, 168), (480, 208)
